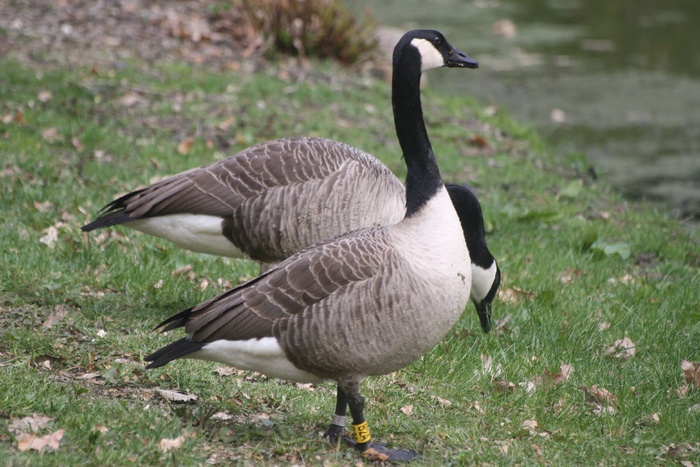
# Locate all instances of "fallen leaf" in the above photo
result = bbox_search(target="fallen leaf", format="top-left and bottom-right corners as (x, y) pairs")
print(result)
(172, 265), (193, 277)
(42, 304), (68, 329)
(210, 412), (232, 421)
(469, 401), (485, 414)
(158, 434), (185, 452)
(17, 429), (64, 452)
(41, 127), (61, 143)
(468, 134), (489, 148)
(598, 321), (611, 332)
(433, 396), (452, 407)
(37, 90), (52, 102)
(71, 135), (83, 151)
(39, 226), (59, 248)
(552, 363), (574, 384)
(8, 414), (53, 435)
(581, 385), (618, 405)
(33, 200), (54, 212)
(362, 447), (390, 462)
(498, 287), (535, 304)
(592, 405), (616, 415)
(682, 360), (700, 391)
(156, 388), (198, 403)
(214, 367), (243, 377)
(92, 425), (109, 433)
(177, 137), (195, 155)
(557, 268), (582, 285)
(495, 377), (516, 392)
(118, 92), (146, 107)
(400, 404), (414, 416)
(603, 337), (636, 360)
(522, 419), (538, 435)
(474, 354), (502, 378)
(76, 372), (101, 380)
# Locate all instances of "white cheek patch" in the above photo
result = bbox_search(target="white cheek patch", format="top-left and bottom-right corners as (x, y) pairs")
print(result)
(471, 261), (498, 303)
(411, 38), (445, 72)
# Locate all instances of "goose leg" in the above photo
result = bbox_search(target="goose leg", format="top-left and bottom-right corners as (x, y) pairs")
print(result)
(323, 385), (348, 446)
(340, 380), (418, 462)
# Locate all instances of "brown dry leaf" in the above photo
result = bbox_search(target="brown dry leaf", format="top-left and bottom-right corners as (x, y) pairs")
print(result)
(498, 287), (535, 304)
(158, 434), (186, 452)
(475, 354), (503, 378)
(155, 388), (198, 403)
(682, 360), (700, 391)
(42, 304), (68, 329)
(362, 447), (390, 462)
(468, 134), (489, 148)
(433, 396), (452, 407)
(37, 90), (52, 102)
(217, 116), (236, 130)
(8, 414), (53, 436)
(71, 135), (83, 151)
(603, 337), (636, 360)
(468, 401), (486, 414)
(177, 137), (195, 155)
(557, 268), (582, 285)
(214, 367), (243, 377)
(210, 412), (232, 421)
(4, 110), (27, 125)
(522, 419), (538, 435)
(581, 385), (618, 405)
(551, 363), (574, 385)
(172, 264), (193, 277)
(118, 92), (146, 107)
(197, 279), (209, 291)
(39, 226), (59, 248)
(33, 200), (54, 213)
(92, 425), (109, 434)
(495, 377), (516, 393)
(598, 321), (611, 332)
(400, 404), (414, 416)
(76, 372), (101, 380)
(42, 127), (61, 143)
(17, 429), (64, 452)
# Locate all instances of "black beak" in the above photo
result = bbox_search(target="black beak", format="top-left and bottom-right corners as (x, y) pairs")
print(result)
(475, 300), (492, 333)
(446, 48), (479, 69)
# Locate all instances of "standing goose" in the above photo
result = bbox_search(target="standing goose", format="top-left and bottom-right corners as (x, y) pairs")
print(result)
(82, 144), (499, 331)
(145, 29), (478, 460)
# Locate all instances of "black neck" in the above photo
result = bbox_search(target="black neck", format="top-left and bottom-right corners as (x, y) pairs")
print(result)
(446, 184), (495, 269)
(392, 47), (443, 217)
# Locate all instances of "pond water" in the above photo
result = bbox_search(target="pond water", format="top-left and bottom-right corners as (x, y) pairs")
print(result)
(357, 0), (700, 222)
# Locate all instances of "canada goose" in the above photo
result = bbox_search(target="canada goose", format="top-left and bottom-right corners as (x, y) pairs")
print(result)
(82, 142), (499, 331)
(145, 29), (478, 460)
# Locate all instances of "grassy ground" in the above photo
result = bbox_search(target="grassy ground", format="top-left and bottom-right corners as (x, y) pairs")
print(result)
(1, 35), (700, 466)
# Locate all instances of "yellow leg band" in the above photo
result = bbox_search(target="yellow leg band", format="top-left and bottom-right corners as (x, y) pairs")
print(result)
(353, 421), (371, 444)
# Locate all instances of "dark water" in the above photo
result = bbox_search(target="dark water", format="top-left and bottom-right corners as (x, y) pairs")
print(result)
(358, 0), (700, 222)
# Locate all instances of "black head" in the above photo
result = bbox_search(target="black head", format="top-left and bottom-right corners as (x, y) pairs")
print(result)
(394, 29), (479, 73)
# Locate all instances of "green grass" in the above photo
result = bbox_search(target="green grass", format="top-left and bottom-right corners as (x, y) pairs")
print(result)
(1, 55), (699, 465)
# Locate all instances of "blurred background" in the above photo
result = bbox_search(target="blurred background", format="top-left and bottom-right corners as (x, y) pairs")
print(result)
(356, 0), (700, 224)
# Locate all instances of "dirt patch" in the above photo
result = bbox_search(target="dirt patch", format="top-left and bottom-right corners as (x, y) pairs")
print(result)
(0, 0), (252, 70)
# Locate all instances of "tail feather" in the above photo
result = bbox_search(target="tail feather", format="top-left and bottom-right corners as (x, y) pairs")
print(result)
(144, 338), (205, 369)
(81, 211), (134, 231)
(155, 307), (195, 332)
